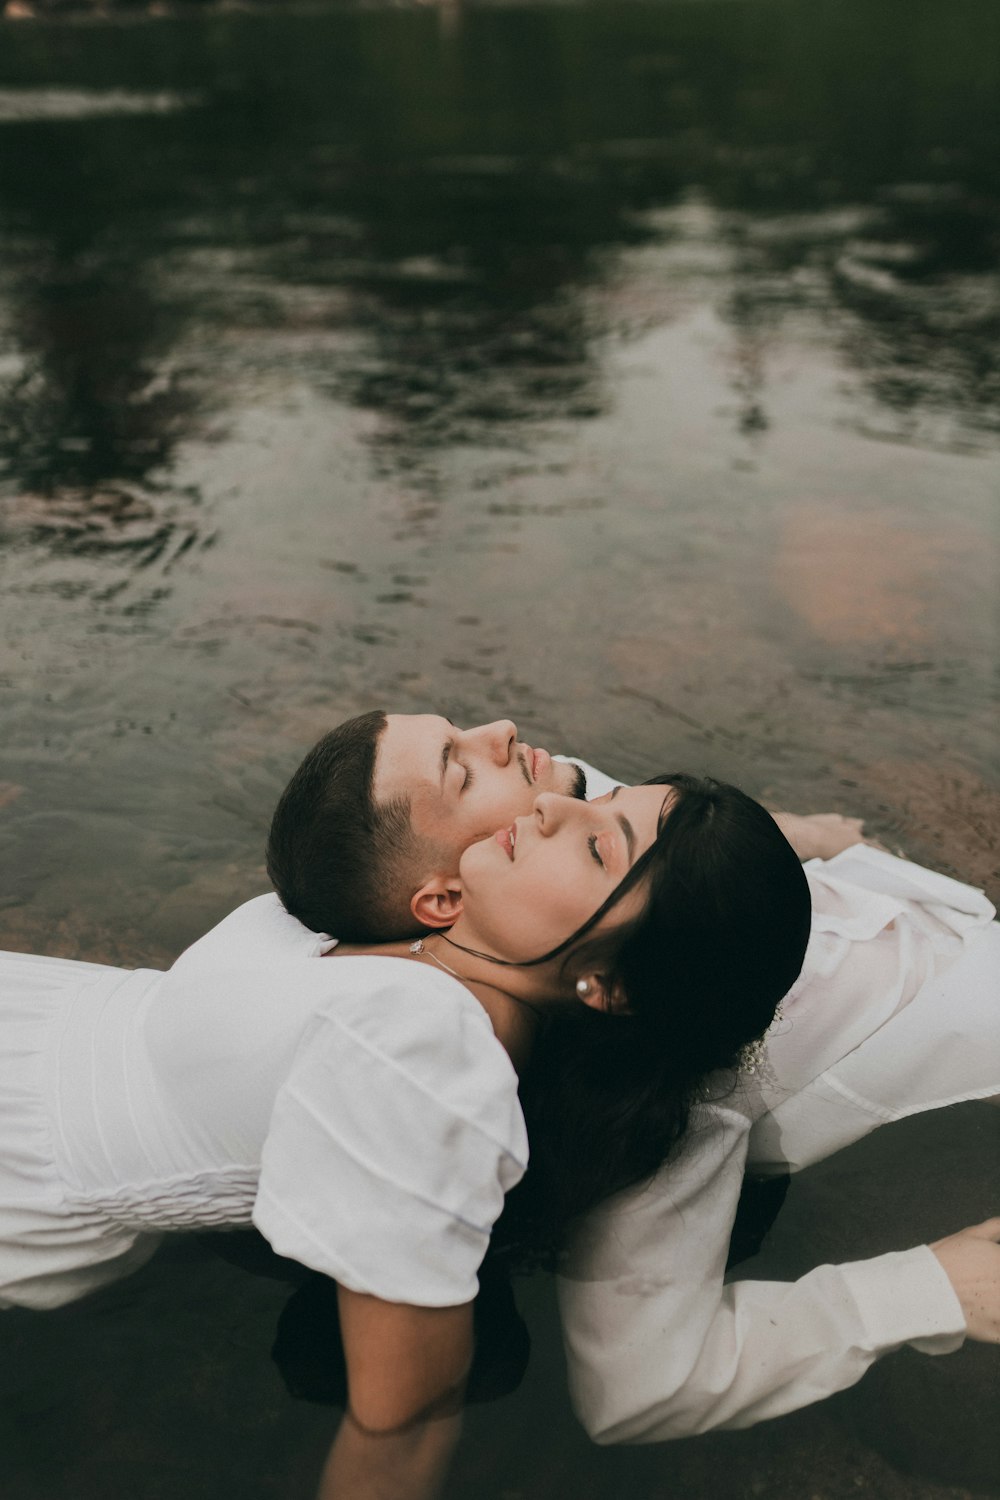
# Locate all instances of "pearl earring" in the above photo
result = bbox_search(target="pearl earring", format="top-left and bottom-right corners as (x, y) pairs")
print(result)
(575, 978), (591, 997)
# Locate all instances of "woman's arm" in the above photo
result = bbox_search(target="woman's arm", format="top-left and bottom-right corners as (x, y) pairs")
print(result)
(558, 1103), (970, 1443)
(317, 1290), (473, 1500)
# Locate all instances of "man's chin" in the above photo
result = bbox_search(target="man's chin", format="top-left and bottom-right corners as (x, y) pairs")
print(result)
(561, 761), (587, 800)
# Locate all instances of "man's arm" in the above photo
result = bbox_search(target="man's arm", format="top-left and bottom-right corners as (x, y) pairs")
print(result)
(561, 756), (870, 864)
(769, 812), (871, 862)
(557, 1102), (968, 1444)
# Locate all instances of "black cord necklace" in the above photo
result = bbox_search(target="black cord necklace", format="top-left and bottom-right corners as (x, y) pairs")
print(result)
(412, 934), (546, 1021)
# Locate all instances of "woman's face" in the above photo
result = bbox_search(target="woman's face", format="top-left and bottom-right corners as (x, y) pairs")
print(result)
(456, 784), (672, 966)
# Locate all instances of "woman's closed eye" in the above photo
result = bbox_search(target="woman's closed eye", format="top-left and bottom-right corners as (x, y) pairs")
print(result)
(461, 764), (475, 792)
(588, 834), (605, 868)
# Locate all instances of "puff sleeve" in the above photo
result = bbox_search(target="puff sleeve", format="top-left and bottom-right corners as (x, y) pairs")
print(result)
(172, 893), (337, 974)
(253, 959), (528, 1306)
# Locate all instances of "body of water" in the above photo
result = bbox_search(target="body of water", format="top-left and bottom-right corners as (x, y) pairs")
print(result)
(0, 4), (998, 1497)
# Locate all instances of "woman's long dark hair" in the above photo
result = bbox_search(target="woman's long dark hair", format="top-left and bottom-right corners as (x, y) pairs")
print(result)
(495, 773), (812, 1265)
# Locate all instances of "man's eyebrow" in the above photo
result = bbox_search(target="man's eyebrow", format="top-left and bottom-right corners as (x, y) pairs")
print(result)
(617, 814), (636, 865)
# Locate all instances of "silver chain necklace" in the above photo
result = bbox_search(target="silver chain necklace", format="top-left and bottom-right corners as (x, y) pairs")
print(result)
(408, 937), (464, 981)
(408, 937), (544, 1021)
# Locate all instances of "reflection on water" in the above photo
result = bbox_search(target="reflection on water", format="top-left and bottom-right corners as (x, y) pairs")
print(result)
(0, 3), (998, 1497)
(0, 88), (197, 120)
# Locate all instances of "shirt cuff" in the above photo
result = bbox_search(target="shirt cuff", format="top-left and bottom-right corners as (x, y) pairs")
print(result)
(840, 1245), (966, 1356)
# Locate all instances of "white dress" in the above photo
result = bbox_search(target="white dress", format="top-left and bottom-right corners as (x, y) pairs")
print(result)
(0, 908), (527, 1312)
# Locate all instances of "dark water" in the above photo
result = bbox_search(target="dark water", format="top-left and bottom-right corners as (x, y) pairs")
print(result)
(0, 2), (998, 1496)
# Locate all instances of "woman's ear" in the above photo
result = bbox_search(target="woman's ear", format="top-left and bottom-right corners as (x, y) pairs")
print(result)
(410, 876), (464, 930)
(574, 974), (631, 1015)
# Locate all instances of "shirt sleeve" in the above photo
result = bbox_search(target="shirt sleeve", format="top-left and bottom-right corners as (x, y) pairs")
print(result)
(253, 961), (528, 1307)
(809, 843), (995, 936)
(171, 893), (337, 975)
(753, 846), (997, 1115)
(557, 1101), (965, 1444)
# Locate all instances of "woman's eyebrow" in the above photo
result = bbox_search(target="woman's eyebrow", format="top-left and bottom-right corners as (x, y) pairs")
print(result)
(602, 788), (634, 861)
(440, 738), (455, 787)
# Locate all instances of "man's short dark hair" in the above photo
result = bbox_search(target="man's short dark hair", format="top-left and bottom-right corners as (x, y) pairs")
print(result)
(266, 710), (423, 942)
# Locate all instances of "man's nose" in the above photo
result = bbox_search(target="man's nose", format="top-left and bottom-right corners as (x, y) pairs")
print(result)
(475, 719), (517, 762)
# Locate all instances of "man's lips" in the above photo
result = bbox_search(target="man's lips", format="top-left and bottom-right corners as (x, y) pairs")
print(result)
(520, 743), (550, 783)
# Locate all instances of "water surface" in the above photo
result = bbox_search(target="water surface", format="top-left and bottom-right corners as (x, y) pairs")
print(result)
(0, 3), (998, 1496)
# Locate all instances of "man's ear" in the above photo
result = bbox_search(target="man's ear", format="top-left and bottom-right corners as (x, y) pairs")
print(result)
(575, 974), (632, 1016)
(410, 875), (464, 930)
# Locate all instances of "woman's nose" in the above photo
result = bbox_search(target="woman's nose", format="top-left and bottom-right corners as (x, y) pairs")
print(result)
(533, 791), (567, 833)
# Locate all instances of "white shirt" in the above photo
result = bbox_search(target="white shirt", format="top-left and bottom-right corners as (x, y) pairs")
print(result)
(557, 844), (997, 1441)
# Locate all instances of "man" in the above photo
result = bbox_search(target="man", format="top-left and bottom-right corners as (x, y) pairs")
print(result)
(176, 708), (1000, 1442)
(264, 709), (600, 942)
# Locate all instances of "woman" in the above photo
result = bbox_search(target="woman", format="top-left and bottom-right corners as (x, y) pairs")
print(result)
(1, 774), (809, 1499)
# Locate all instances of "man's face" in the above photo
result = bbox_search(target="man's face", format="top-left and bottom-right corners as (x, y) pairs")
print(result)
(375, 714), (585, 877)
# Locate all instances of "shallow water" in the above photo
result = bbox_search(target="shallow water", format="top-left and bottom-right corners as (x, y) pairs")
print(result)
(0, 2), (998, 1496)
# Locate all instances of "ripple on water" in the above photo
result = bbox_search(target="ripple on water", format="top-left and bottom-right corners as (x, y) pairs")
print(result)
(0, 484), (206, 581)
(0, 89), (201, 123)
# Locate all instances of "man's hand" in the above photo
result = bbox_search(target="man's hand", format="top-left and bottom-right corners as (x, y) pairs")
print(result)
(931, 1218), (1000, 1343)
(771, 812), (870, 862)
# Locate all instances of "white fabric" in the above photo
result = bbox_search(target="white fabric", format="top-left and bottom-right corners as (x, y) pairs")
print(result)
(558, 1118), (969, 1442)
(751, 845), (997, 1155)
(559, 1099), (967, 1443)
(171, 792), (1000, 1437)
(557, 846), (997, 1443)
(0, 952), (164, 1310)
(254, 962), (526, 1304)
(171, 891), (338, 971)
(0, 934), (525, 1310)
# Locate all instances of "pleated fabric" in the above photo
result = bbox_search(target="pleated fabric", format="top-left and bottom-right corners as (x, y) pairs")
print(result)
(0, 950), (161, 1309)
(1, 940), (527, 1313)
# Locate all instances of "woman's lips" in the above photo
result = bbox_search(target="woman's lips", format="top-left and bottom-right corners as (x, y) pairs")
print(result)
(495, 825), (515, 860)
